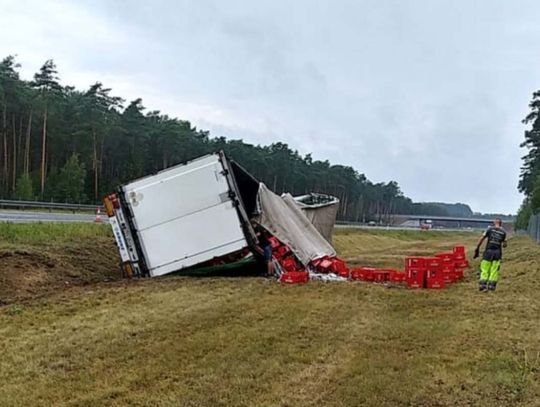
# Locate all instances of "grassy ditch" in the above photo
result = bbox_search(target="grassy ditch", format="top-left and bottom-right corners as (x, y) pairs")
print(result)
(0, 227), (538, 406)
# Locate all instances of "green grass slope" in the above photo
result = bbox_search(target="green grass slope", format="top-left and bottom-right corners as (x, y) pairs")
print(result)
(0, 227), (538, 406)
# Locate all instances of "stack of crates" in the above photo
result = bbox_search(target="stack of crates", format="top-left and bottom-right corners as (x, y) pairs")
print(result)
(345, 245), (469, 290)
(404, 245), (468, 289)
(405, 257), (427, 288)
(453, 245), (469, 280)
(425, 257), (445, 289)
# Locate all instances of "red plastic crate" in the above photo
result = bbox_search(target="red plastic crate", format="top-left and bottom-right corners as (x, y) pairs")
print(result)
(406, 268), (425, 288)
(426, 269), (445, 289)
(452, 246), (466, 261)
(318, 259), (333, 271)
(388, 270), (407, 282)
(351, 268), (369, 280)
(435, 252), (455, 263)
(268, 236), (281, 249)
(373, 270), (390, 282)
(441, 268), (456, 284)
(405, 257), (427, 270)
(281, 257), (299, 272)
(280, 271), (309, 284)
(454, 259), (469, 268)
(311, 257), (323, 267)
(351, 267), (375, 281)
(454, 269), (464, 280)
(425, 257), (442, 269)
(362, 267), (375, 281)
(274, 245), (290, 259)
(453, 245), (465, 255)
(350, 268), (364, 280)
(330, 258), (349, 277)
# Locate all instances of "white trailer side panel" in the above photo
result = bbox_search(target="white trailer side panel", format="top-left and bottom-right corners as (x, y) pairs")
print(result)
(121, 154), (248, 277)
(138, 201), (247, 276)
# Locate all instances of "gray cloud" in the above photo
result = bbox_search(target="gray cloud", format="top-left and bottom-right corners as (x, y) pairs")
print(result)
(2, 0), (538, 213)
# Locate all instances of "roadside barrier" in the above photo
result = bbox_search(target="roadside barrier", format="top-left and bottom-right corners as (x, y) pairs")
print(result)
(0, 199), (104, 213)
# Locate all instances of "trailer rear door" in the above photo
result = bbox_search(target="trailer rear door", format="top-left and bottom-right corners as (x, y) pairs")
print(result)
(121, 154), (249, 277)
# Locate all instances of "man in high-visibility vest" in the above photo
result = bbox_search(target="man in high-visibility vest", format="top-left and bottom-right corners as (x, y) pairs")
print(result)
(473, 218), (507, 292)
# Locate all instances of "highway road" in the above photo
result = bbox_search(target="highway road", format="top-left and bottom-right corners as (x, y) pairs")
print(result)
(0, 210), (107, 223)
(0, 210), (481, 230)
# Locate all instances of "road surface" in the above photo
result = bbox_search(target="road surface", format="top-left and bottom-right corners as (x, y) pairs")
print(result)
(0, 210), (481, 230)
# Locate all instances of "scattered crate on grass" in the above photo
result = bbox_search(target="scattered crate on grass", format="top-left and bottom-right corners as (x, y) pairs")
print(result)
(310, 256), (350, 278)
(351, 267), (375, 281)
(350, 267), (406, 283)
(280, 271), (309, 284)
(388, 270), (407, 283)
(274, 239), (469, 288)
(269, 236), (351, 284)
(372, 269), (390, 283)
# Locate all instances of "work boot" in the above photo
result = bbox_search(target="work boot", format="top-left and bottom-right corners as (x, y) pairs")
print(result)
(479, 280), (488, 292)
(487, 281), (497, 292)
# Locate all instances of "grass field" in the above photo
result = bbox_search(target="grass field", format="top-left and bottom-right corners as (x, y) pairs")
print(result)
(1, 226), (539, 406)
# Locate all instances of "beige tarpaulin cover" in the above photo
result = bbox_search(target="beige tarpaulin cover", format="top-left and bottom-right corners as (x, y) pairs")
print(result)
(292, 196), (339, 242)
(257, 183), (336, 265)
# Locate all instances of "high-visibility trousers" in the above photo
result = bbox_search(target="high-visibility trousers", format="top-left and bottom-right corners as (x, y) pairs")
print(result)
(479, 259), (501, 290)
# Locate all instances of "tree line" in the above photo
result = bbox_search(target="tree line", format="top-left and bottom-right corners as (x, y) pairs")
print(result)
(517, 90), (540, 229)
(1, 56), (470, 221)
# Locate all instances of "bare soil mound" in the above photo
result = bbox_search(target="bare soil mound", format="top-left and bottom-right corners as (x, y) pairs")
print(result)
(0, 237), (120, 304)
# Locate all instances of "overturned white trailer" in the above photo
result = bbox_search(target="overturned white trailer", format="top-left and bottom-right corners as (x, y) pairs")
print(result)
(104, 152), (338, 277)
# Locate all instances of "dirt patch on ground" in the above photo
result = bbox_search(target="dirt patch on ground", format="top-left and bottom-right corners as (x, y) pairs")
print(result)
(0, 237), (120, 304)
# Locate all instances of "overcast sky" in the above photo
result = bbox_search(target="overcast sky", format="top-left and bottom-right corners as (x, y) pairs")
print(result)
(2, 0), (539, 213)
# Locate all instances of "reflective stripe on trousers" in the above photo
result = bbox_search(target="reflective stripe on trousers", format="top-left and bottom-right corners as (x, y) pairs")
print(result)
(479, 259), (501, 289)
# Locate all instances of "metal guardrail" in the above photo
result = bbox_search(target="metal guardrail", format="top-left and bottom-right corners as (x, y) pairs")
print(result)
(0, 199), (103, 212)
